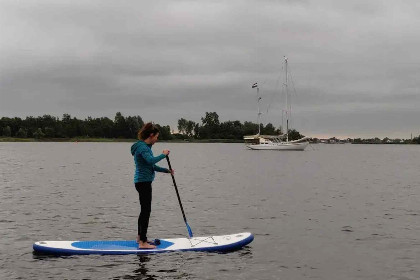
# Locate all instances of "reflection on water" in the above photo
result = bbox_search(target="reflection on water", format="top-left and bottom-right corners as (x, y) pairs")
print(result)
(32, 251), (75, 260)
(125, 255), (157, 280)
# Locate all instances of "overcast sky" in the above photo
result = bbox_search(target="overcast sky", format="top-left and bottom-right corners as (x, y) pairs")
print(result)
(1, 0), (419, 138)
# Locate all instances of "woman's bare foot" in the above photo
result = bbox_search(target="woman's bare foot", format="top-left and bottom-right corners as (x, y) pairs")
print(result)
(136, 236), (155, 245)
(139, 241), (156, 249)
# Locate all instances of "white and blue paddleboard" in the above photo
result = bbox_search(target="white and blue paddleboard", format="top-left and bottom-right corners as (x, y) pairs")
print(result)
(33, 232), (254, 255)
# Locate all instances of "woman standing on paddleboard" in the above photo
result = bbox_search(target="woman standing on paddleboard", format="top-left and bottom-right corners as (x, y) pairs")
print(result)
(131, 122), (173, 249)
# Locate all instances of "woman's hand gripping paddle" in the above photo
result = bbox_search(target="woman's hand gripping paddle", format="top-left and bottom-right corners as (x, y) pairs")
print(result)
(166, 155), (193, 238)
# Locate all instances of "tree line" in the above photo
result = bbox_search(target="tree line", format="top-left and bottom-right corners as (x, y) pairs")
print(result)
(177, 112), (303, 140)
(0, 112), (167, 139)
(0, 111), (301, 141)
(352, 137), (420, 144)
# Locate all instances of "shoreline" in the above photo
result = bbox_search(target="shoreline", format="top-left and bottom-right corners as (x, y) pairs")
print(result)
(0, 137), (418, 144)
(0, 137), (244, 143)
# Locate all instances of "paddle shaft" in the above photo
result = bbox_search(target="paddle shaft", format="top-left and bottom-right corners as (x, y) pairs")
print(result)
(166, 156), (193, 237)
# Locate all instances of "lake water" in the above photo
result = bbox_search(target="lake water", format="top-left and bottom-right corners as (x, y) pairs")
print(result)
(1, 142), (419, 279)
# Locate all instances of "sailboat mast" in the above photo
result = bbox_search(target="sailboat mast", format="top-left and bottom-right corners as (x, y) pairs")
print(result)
(281, 110), (284, 135)
(257, 86), (261, 135)
(285, 56), (289, 142)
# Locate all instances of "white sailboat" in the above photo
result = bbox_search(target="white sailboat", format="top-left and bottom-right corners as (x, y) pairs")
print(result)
(244, 57), (309, 151)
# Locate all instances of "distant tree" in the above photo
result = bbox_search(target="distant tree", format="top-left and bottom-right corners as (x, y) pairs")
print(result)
(226, 120), (243, 139)
(54, 122), (66, 138)
(177, 118), (188, 134)
(62, 114), (71, 123)
(200, 112), (220, 138)
(288, 129), (304, 141)
(16, 128), (27, 138)
(100, 117), (114, 138)
(243, 121), (259, 135)
(219, 121), (234, 139)
(219, 120), (243, 139)
(61, 114), (80, 138)
(177, 119), (198, 138)
(3, 126), (11, 137)
(126, 116), (143, 139)
(41, 115), (57, 129)
(44, 127), (55, 138)
(201, 112), (220, 127)
(135, 116), (144, 133)
(0, 117), (23, 136)
(81, 116), (94, 137)
(33, 128), (45, 139)
(114, 112), (129, 138)
(261, 123), (277, 135)
(193, 123), (201, 139)
(1, 119), (12, 135)
(155, 124), (172, 140)
(185, 120), (196, 137)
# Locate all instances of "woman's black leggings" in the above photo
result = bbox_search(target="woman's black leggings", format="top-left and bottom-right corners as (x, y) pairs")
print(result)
(135, 182), (152, 242)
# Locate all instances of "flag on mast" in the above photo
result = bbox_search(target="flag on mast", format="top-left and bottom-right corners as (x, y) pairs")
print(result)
(252, 82), (258, 88)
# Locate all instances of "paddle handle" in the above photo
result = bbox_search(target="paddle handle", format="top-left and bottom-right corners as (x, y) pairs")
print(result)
(166, 156), (193, 237)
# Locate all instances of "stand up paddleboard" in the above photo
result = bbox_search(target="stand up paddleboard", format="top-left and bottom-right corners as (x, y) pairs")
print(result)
(33, 232), (253, 255)
(34, 157), (253, 255)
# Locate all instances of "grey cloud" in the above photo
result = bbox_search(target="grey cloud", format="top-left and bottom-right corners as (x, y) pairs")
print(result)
(1, 0), (419, 138)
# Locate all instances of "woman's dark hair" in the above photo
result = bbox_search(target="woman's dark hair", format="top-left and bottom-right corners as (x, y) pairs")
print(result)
(138, 122), (160, 140)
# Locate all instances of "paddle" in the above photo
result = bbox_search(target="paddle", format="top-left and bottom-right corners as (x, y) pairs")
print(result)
(166, 155), (193, 238)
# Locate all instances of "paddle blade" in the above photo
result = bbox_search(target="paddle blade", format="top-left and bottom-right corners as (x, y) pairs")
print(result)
(186, 222), (193, 238)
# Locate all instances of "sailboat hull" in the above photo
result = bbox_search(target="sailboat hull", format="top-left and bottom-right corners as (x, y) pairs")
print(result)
(246, 141), (308, 151)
